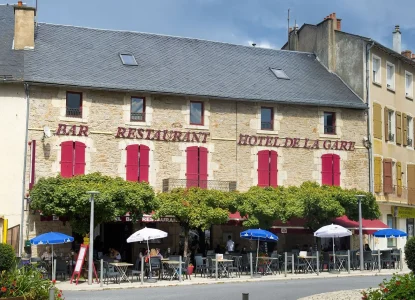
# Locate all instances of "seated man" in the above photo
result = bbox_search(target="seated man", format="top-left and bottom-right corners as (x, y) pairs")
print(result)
(109, 248), (122, 261)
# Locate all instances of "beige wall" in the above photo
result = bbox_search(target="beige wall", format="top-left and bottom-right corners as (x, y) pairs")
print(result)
(0, 84), (27, 239)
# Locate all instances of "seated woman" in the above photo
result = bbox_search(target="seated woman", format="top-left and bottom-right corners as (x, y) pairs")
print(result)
(364, 244), (371, 251)
(109, 248), (122, 261)
(41, 246), (56, 261)
(155, 248), (163, 259)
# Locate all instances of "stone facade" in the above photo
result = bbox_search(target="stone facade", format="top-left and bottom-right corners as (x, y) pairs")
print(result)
(23, 85), (368, 257)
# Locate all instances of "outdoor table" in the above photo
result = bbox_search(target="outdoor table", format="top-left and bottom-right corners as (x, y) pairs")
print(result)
(329, 254), (348, 271)
(110, 262), (133, 283)
(212, 259), (234, 278)
(162, 260), (183, 281)
(258, 257), (280, 275)
(299, 256), (317, 274)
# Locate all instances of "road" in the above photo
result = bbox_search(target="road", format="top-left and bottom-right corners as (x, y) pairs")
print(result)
(64, 275), (390, 300)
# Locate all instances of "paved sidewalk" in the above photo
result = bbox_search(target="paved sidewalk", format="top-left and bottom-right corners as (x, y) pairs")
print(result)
(57, 267), (409, 292)
(298, 290), (362, 300)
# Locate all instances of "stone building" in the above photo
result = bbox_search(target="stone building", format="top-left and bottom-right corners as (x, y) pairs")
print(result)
(1, 4), (370, 258)
(283, 12), (415, 250)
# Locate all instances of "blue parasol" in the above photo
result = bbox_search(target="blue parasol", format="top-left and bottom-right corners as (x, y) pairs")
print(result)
(373, 228), (407, 238)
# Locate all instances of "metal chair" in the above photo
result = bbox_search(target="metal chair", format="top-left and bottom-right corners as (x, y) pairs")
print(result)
(148, 257), (162, 279)
(363, 251), (374, 270)
(55, 258), (68, 281)
(103, 261), (120, 284)
(381, 250), (394, 269)
(194, 255), (207, 277)
(130, 257), (141, 282)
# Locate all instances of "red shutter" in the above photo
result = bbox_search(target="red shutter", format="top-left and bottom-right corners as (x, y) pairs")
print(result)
(258, 150), (270, 187)
(198, 147), (208, 189)
(321, 154), (333, 185)
(126, 144), (139, 181)
(332, 154), (341, 186)
(138, 145), (150, 182)
(74, 142), (86, 176)
(186, 146), (199, 188)
(269, 150), (278, 187)
(60, 141), (74, 178)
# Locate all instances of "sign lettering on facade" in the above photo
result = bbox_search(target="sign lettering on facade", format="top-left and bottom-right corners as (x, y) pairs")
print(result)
(392, 206), (415, 219)
(115, 127), (210, 143)
(56, 124), (89, 136)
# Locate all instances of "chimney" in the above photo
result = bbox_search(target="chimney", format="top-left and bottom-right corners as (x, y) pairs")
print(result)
(323, 12), (341, 30)
(14, 1), (36, 50)
(393, 25), (401, 53)
(402, 50), (412, 59)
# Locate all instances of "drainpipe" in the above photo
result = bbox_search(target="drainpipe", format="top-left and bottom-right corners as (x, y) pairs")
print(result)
(366, 41), (375, 194)
(19, 83), (30, 257)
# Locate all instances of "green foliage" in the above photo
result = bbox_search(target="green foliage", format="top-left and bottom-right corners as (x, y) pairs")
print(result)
(0, 244), (15, 272)
(0, 265), (64, 299)
(30, 173), (157, 235)
(362, 273), (415, 300)
(155, 188), (235, 257)
(405, 237), (415, 272)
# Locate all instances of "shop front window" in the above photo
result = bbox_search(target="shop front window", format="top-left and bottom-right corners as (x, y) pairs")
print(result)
(407, 218), (414, 238)
(387, 214), (397, 248)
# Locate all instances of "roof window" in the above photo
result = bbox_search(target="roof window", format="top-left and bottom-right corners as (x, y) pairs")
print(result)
(270, 68), (290, 80)
(120, 54), (138, 66)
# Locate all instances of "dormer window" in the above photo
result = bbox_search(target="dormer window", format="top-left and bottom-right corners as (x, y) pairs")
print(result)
(270, 68), (290, 80)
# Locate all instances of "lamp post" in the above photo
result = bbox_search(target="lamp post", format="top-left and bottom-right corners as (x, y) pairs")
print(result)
(86, 191), (99, 285)
(356, 195), (365, 271)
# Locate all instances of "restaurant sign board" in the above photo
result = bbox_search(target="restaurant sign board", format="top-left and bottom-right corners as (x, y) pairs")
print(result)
(392, 206), (415, 219)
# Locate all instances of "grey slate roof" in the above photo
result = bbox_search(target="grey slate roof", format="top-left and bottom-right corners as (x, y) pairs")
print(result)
(24, 23), (366, 109)
(0, 5), (23, 80)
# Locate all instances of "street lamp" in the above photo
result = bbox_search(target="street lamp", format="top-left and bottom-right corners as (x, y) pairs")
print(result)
(356, 194), (365, 271)
(86, 191), (99, 285)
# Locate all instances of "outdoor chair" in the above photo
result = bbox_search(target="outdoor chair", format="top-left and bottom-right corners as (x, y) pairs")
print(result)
(194, 255), (207, 277)
(381, 250), (394, 269)
(55, 258), (68, 281)
(270, 251), (280, 274)
(363, 251), (374, 270)
(228, 256), (241, 277)
(322, 252), (334, 271)
(103, 261), (120, 284)
(169, 255), (181, 262)
(148, 257), (162, 279)
(182, 256), (192, 280)
(130, 257), (142, 282)
(392, 250), (401, 269)
(350, 250), (359, 270)
(241, 254), (250, 275)
(294, 254), (307, 273)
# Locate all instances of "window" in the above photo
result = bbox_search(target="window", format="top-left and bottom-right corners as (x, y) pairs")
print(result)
(383, 159), (393, 194)
(270, 68), (290, 80)
(257, 150), (278, 187)
(386, 62), (395, 90)
(66, 92), (82, 118)
(408, 165), (415, 205)
(60, 141), (86, 177)
(374, 157), (382, 193)
(261, 107), (273, 130)
(120, 54), (138, 66)
(186, 146), (208, 188)
(130, 97), (145, 122)
(125, 144), (149, 182)
(324, 112), (336, 134)
(386, 109), (395, 142)
(373, 103), (382, 140)
(407, 219), (414, 238)
(372, 55), (381, 84)
(407, 116), (413, 147)
(406, 71), (413, 98)
(321, 154), (340, 186)
(387, 214), (397, 247)
(190, 101), (204, 125)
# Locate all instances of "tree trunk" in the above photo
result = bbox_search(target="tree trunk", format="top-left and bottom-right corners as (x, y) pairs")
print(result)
(183, 226), (189, 258)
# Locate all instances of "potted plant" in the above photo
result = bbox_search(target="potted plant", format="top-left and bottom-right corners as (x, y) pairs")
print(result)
(187, 263), (194, 275)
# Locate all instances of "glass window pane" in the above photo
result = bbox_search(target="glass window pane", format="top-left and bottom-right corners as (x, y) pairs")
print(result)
(261, 108), (273, 130)
(120, 54), (138, 66)
(67, 93), (81, 108)
(131, 98), (143, 113)
(324, 112), (335, 134)
(190, 102), (203, 124)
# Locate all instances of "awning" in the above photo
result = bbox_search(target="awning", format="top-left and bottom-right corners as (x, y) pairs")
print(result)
(271, 218), (312, 234)
(333, 215), (389, 234)
(228, 212), (246, 221)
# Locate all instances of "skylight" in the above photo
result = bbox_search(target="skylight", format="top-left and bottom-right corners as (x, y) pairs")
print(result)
(120, 54), (138, 66)
(271, 68), (290, 80)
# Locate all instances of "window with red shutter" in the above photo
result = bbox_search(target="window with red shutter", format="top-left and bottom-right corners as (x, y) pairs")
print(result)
(126, 144), (150, 182)
(60, 141), (86, 177)
(321, 154), (341, 186)
(186, 146), (208, 188)
(257, 150), (278, 187)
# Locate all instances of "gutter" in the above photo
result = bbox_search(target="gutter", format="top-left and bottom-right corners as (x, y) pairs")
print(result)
(19, 83), (30, 257)
(366, 41), (375, 194)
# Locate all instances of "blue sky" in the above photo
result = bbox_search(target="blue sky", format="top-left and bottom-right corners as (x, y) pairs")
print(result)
(2, 0), (415, 51)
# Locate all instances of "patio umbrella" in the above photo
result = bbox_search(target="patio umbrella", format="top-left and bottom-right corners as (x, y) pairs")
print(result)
(373, 228), (407, 238)
(240, 229), (278, 274)
(30, 232), (74, 279)
(127, 227), (168, 280)
(314, 224), (351, 269)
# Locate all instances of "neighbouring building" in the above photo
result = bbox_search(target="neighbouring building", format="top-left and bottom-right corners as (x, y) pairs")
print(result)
(1, 4), (373, 259)
(283, 12), (415, 250)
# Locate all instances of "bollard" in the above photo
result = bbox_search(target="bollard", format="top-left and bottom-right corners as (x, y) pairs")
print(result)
(141, 256), (144, 285)
(49, 287), (55, 300)
(400, 248), (403, 271)
(378, 251), (381, 272)
(215, 254), (219, 280)
(347, 250), (350, 274)
(242, 293), (249, 300)
(291, 254), (294, 274)
(179, 256), (182, 282)
(100, 259), (103, 287)
(249, 253), (253, 278)
(52, 259), (56, 281)
(284, 252), (287, 277)
(316, 251), (320, 276)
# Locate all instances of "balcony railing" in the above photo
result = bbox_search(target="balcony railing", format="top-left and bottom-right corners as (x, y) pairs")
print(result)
(66, 107), (82, 118)
(324, 125), (336, 134)
(131, 112), (145, 121)
(261, 122), (273, 130)
(375, 184), (415, 205)
(162, 178), (237, 192)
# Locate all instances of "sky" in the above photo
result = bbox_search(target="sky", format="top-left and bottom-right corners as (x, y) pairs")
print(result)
(2, 0), (415, 51)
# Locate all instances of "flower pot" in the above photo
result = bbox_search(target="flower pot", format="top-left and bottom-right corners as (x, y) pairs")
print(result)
(187, 265), (194, 275)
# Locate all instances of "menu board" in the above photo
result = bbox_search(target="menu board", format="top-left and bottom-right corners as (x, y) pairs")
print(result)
(74, 245), (87, 272)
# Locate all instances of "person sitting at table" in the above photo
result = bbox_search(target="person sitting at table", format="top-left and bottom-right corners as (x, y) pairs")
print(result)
(41, 246), (56, 261)
(109, 248), (121, 261)
(156, 248), (163, 259)
(150, 248), (158, 257)
(364, 244), (371, 251)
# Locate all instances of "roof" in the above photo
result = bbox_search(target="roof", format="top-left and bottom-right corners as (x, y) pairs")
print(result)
(0, 5), (23, 81)
(24, 23), (366, 109)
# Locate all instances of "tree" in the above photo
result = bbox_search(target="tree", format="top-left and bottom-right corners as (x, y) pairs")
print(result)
(154, 188), (235, 258)
(30, 173), (157, 235)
